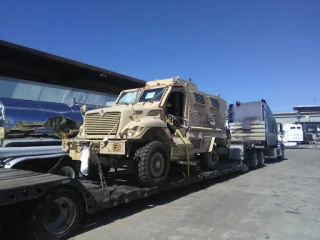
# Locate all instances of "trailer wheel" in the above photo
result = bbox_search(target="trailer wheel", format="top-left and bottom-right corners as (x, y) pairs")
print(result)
(55, 161), (79, 179)
(249, 151), (258, 170)
(277, 146), (285, 160)
(28, 188), (84, 240)
(257, 151), (265, 167)
(200, 150), (219, 171)
(134, 141), (170, 186)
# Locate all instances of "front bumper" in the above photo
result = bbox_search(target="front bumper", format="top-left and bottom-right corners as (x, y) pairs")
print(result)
(62, 139), (127, 161)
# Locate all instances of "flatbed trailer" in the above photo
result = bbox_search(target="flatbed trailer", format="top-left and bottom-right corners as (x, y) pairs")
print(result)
(0, 161), (245, 240)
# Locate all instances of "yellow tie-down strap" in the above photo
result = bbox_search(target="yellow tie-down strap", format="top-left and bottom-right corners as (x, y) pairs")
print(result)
(167, 120), (190, 178)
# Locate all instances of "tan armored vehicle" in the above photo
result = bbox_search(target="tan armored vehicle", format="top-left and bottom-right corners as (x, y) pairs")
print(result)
(62, 77), (230, 186)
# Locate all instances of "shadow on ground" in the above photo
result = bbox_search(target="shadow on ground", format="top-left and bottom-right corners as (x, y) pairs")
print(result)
(72, 171), (242, 238)
(265, 157), (288, 164)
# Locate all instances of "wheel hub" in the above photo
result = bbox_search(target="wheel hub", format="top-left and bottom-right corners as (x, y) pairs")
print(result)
(155, 161), (161, 169)
(150, 152), (165, 178)
(207, 151), (219, 169)
(58, 166), (76, 178)
(44, 197), (77, 235)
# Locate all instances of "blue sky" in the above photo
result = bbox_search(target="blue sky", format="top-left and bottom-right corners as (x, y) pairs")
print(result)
(1, 0), (319, 112)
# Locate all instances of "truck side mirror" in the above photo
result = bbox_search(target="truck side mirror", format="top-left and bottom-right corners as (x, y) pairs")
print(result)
(80, 105), (87, 117)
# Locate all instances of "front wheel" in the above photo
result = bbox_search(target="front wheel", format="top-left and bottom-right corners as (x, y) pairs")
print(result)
(27, 188), (84, 240)
(249, 151), (258, 170)
(277, 146), (285, 160)
(134, 141), (170, 186)
(257, 151), (265, 167)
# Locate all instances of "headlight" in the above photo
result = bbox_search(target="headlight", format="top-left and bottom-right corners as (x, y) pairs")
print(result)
(127, 129), (135, 137)
(126, 126), (144, 137)
(79, 126), (85, 136)
(135, 126), (144, 132)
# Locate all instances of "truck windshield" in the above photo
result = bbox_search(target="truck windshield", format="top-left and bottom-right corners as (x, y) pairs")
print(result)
(139, 88), (167, 103)
(116, 90), (141, 105)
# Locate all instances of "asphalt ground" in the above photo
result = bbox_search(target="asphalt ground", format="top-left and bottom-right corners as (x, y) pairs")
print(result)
(72, 148), (320, 240)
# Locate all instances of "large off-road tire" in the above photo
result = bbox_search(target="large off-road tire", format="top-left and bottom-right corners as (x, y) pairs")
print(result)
(257, 150), (265, 168)
(249, 151), (258, 170)
(27, 188), (84, 240)
(200, 150), (219, 171)
(134, 141), (170, 186)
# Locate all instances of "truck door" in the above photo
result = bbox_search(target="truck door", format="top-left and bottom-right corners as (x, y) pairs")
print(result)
(165, 88), (194, 159)
(263, 103), (278, 146)
(165, 87), (187, 128)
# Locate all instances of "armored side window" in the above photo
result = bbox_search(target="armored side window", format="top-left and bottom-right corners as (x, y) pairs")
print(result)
(210, 98), (220, 108)
(193, 93), (205, 105)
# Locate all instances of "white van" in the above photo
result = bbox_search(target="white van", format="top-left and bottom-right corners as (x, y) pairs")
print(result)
(283, 124), (304, 146)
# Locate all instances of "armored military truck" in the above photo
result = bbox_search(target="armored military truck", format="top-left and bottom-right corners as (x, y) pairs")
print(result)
(63, 77), (230, 186)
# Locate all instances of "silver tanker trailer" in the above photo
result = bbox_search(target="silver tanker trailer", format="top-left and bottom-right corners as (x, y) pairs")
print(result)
(0, 97), (104, 178)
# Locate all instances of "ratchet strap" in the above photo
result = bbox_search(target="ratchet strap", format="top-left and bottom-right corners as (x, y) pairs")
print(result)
(167, 119), (190, 178)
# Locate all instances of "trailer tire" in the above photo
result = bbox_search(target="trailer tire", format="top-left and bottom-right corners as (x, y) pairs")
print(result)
(257, 151), (265, 167)
(55, 161), (79, 179)
(249, 151), (258, 170)
(134, 141), (170, 186)
(277, 147), (285, 160)
(28, 188), (84, 240)
(200, 150), (219, 171)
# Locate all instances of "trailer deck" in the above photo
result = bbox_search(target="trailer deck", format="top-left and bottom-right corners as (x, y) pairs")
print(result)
(0, 161), (244, 213)
(86, 161), (244, 212)
(0, 168), (70, 206)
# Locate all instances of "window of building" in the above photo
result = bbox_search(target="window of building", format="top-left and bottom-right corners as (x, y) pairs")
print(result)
(0, 76), (117, 106)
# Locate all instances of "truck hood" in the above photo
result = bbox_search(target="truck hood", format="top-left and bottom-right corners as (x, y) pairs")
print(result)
(84, 104), (163, 139)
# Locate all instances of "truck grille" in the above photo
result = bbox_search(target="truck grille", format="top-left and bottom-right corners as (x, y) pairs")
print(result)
(85, 112), (120, 137)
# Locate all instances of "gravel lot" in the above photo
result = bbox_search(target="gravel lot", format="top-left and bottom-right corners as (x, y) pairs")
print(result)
(72, 148), (320, 240)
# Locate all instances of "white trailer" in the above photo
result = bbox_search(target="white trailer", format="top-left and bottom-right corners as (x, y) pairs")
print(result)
(282, 124), (304, 146)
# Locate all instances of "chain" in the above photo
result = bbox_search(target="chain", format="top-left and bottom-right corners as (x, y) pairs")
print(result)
(47, 155), (66, 174)
(94, 153), (109, 199)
